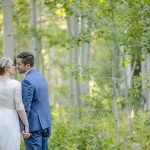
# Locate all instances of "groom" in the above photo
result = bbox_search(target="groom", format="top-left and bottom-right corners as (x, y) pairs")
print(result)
(16, 52), (52, 150)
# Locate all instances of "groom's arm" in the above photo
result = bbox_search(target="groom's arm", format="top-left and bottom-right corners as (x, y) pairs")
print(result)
(19, 80), (34, 131)
(21, 79), (34, 117)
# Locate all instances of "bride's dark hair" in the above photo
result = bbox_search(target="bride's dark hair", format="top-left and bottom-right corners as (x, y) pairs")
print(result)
(17, 52), (34, 67)
(0, 66), (5, 75)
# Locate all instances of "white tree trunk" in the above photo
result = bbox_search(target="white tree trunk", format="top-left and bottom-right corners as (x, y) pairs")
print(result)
(141, 53), (147, 112)
(66, 15), (75, 104)
(120, 46), (131, 112)
(146, 54), (150, 116)
(141, 53), (150, 115)
(67, 13), (81, 105)
(37, 1), (43, 72)
(2, 0), (14, 59)
(72, 14), (81, 105)
(30, 0), (40, 70)
(80, 18), (91, 97)
(111, 0), (118, 131)
(48, 47), (55, 104)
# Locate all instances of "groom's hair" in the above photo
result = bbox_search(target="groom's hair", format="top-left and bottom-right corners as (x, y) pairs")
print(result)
(17, 52), (34, 67)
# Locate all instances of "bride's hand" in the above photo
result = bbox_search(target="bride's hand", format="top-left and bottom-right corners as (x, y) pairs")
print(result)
(22, 130), (31, 139)
(22, 126), (31, 138)
(25, 125), (29, 133)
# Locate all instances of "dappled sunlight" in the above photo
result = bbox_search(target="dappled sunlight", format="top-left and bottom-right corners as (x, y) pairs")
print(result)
(1, 0), (150, 149)
(99, 0), (105, 2)
(55, 8), (66, 17)
(89, 80), (99, 97)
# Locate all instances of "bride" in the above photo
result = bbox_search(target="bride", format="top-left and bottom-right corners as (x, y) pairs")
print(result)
(0, 57), (30, 150)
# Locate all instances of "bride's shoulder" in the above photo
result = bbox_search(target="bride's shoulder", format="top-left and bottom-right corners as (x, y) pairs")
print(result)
(10, 79), (21, 85)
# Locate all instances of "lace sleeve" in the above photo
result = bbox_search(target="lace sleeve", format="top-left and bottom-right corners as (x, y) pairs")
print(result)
(14, 82), (24, 111)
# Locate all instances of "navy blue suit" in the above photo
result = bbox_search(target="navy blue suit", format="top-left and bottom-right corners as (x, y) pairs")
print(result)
(21, 68), (52, 150)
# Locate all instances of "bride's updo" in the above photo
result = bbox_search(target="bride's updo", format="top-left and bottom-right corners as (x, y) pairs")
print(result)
(0, 57), (13, 75)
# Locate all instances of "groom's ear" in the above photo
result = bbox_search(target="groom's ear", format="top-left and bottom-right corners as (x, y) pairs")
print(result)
(26, 64), (31, 69)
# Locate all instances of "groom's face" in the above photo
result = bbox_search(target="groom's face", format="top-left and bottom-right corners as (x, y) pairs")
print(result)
(16, 58), (29, 74)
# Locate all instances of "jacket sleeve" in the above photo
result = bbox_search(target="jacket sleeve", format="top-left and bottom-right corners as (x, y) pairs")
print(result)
(21, 79), (34, 117)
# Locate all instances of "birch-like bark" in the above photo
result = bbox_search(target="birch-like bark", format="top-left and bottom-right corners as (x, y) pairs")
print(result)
(141, 53), (147, 112)
(66, 15), (76, 104)
(2, 0), (14, 59)
(80, 18), (91, 97)
(66, 11), (81, 105)
(146, 54), (150, 116)
(72, 13), (81, 106)
(141, 53), (150, 115)
(30, 0), (40, 70)
(120, 46), (131, 113)
(111, 0), (118, 131)
(48, 47), (55, 104)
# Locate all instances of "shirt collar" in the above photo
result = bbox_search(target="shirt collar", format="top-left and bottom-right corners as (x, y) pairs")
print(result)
(24, 68), (33, 77)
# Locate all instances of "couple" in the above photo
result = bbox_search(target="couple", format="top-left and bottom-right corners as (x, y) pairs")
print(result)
(0, 52), (52, 150)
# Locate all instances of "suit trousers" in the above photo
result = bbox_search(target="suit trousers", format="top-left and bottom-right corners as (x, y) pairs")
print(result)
(24, 128), (50, 150)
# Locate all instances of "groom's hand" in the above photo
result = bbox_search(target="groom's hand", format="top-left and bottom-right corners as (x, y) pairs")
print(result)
(22, 130), (31, 139)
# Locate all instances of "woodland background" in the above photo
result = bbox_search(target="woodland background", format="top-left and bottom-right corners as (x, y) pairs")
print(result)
(0, 0), (150, 149)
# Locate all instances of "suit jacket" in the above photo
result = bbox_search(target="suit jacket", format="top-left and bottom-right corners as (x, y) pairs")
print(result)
(20, 68), (52, 132)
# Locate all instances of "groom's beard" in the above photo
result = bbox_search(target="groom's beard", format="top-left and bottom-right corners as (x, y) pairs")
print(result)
(18, 67), (32, 74)
(17, 68), (27, 74)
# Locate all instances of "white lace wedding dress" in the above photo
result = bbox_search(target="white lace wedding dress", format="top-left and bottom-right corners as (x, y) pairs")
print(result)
(0, 79), (24, 150)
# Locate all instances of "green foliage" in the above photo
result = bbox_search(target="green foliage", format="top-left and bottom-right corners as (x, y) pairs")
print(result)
(67, 30), (91, 49)
(143, 73), (150, 89)
(121, 2), (150, 58)
(2, 1), (150, 149)
(46, 30), (67, 47)
(20, 106), (150, 150)
(67, 63), (96, 81)
(46, 106), (150, 149)
(49, 106), (102, 149)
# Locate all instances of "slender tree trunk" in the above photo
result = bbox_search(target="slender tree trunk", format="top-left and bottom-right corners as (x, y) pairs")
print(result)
(37, 1), (43, 72)
(66, 15), (75, 104)
(120, 46), (131, 113)
(36, 1), (44, 74)
(141, 54), (150, 117)
(72, 13), (81, 106)
(147, 54), (150, 116)
(2, 0), (14, 59)
(141, 53), (147, 112)
(111, 0), (118, 131)
(48, 47), (55, 104)
(67, 11), (81, 106)
(30, 0), (41, 70)
(80, 18), (91, 97)
(15, 20), (21, 55)
(66, 1), (82, 106)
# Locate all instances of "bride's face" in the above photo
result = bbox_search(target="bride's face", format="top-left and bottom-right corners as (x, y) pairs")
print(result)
(8, 65), (16, 76)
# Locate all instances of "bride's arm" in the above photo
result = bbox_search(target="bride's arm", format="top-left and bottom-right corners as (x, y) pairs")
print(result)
(17, 109), (29, 133)
(14, 81), (30, 138)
